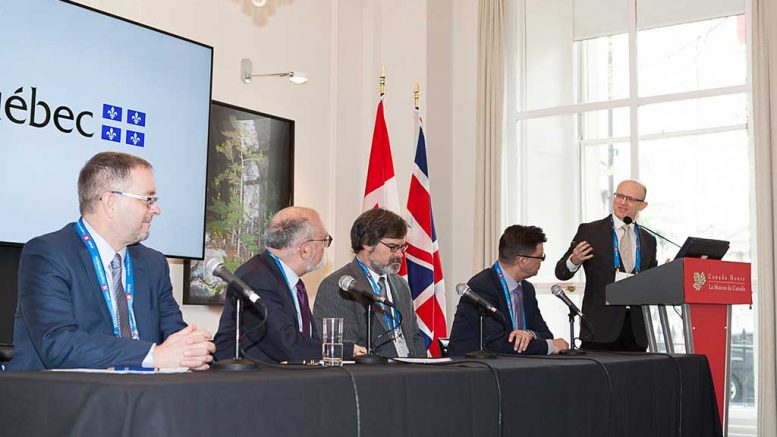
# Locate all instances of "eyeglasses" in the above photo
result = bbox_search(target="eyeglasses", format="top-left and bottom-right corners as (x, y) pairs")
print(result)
(306, 234), (333, 248)
(110, 191), (159, 207)
(379, 240), (408, 253)
(613, 192), (644, 205)
(518, 253), (546, 261)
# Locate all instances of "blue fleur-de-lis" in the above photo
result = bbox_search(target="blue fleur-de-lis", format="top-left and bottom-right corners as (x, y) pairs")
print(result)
(107, 107), (118, 119)
(129, 132), (140, 145)
(106, 128), (117, 140)
(131, 112), (142, 125)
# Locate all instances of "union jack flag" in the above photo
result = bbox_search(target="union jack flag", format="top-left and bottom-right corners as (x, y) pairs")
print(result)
(404, 113), (447, 356)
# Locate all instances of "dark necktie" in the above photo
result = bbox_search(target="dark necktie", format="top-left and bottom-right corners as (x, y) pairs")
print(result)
(295, 279), (312, 337)
(110, 253), (132, 338)
(510, 282), (525, 331)
(378, 277), (394, 330)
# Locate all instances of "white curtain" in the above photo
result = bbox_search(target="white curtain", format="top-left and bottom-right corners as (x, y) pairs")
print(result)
(753, 0), (777, 435)
(474, 0), (505, 270)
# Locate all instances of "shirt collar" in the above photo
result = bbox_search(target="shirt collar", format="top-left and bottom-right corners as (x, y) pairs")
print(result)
(274, 256), (300, 288)
(612, 213), (631, 230)
(497, 260), (521, 291)
(82, 217), (127, 267)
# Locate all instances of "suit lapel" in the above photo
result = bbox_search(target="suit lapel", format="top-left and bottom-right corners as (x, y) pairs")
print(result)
(127, 245), (150, 339)
(71, 225), (116, 334)
(263, 251), (302, 331)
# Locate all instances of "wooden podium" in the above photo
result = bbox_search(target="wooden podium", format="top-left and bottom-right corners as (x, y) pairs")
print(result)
(606, 258), (752, 431)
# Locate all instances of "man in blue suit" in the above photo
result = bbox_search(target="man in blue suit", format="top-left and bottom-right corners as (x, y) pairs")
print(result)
(214, 207), (366, 363)
(7, 152), (214, 370)
(449, 225), (569, 356)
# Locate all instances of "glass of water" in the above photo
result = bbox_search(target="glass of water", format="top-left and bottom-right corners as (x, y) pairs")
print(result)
(322, 317), (344, 366)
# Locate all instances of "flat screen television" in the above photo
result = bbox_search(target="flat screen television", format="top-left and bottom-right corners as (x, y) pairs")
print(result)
(674, 237), (730, 261)
(0, 0), (213, 259)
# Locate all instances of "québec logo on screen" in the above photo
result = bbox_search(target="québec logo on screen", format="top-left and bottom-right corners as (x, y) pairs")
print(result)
(101, 104), (147, 147)
(0, 86), (149, 148)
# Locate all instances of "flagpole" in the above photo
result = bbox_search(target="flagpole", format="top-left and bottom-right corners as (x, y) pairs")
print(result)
(380, 65), (386, 97)
(414, 81), (420, 111)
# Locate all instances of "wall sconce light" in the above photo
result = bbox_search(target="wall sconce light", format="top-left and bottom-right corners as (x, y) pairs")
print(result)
(251, 0), (268, 6)
(240, 58), (308, 85)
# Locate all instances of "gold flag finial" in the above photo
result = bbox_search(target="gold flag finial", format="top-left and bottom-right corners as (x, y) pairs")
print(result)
(380, 65), (386, 96)
(414, 81), (420, 110)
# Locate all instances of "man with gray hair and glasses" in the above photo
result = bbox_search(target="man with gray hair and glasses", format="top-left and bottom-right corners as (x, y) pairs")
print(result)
(214, 206), (365, 363)
(7, 152), (215, 371)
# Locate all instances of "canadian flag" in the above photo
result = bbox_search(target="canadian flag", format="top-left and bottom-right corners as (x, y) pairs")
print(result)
(362, 98), (401, 213)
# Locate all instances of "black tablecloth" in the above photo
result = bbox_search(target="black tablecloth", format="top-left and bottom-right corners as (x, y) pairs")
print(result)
(0, 353), (721, 437)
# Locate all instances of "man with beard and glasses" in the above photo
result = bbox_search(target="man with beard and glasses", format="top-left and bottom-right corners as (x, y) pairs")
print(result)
(314, 208), (426, 358)
(214, 207), (365, 363)
(7, 152), (214, 371)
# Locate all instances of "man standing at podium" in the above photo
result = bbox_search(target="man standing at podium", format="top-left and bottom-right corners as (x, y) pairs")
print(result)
(555, 180), (657, 351)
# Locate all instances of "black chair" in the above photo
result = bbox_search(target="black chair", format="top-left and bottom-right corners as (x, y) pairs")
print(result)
(0, 343), (13, 364)
(437, 338), (450, 357)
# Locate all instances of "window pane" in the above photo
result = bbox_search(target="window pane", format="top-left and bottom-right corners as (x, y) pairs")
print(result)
(638, 130), (750, 263)
(581, 142), (631, 222)
(577, 34), (629, 103)
(638, 16), (746, 96)
(523, 0), (575, 110)
(639, 94), (747, 135)
(519, 115), (578, 283)
(581, 107), (630, 140)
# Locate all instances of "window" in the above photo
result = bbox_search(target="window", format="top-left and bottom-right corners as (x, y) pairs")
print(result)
(507, 0), (755, 432)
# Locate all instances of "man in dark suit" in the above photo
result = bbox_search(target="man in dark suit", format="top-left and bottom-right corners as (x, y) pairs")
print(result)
(555, 179), (658, 351)
(214, 207), (365, 363)
(314, 208), (426, 358)
(7, 152), (214, 370)
(449, 225), (569, 356)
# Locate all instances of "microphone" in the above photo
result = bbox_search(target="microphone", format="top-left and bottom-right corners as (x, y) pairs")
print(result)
(338, 275), (395, 307)
(551, 284), (583, 318)
(456, 283), (507, 324)
(623, 216), (681, 248)
(205, 258), (263, 306)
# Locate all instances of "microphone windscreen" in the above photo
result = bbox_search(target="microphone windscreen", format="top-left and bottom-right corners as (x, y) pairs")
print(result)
(204, 257), (223, 276)
(551, 284), (564, 297)
(623, 216), (633, 225)
(338, 275), (356, 290)
(455, 283), (469, 296)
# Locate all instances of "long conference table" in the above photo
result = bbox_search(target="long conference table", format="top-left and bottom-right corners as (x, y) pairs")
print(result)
(0, 352), (721, 437)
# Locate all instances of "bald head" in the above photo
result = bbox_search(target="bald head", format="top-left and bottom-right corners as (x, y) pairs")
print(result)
(264, 207), (321, 250)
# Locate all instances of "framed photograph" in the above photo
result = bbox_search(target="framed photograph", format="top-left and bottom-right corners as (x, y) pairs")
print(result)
(183, 100), (294, 305)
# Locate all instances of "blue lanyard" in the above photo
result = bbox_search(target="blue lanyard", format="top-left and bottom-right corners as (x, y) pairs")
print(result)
(268, 253), (307, 335)
(74, 219), (139, 339)
(355, 258), (397, 331)
(493, 261), (525, 331)
(611, 216), (641, 273)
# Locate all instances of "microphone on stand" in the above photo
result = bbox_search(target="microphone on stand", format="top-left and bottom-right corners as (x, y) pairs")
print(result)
(204, 258), (262, 372)
(205, 258), (264, 308)
(456, 284), (507, 325)
(551, 285), (583, 318)
(338, 275), (395, 307)
(623, 216), (681, 248)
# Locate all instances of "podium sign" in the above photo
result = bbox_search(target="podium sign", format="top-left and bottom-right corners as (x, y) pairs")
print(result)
(606, 258), (751, 429)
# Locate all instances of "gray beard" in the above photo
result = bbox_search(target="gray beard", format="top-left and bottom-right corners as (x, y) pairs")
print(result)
(370, 259), (401, 275)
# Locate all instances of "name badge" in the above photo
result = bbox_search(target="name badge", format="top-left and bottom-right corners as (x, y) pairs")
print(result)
(614, 271), (634, 283)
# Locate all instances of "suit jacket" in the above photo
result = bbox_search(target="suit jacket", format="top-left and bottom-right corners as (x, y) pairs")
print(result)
(7, 223), (185, 370)
(313, 259), (427, 358)
(448, 266), (554, 356)
(554, 215), (658, 346)
(214, 251), (353, 363)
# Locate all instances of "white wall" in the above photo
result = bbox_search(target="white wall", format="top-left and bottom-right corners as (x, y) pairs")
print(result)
(73, 0), (481, 334)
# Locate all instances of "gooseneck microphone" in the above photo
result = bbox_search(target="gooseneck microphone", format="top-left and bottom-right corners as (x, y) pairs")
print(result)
(338, 275), (395, 307)
(456, 283), (508, 324)
(205, 258), (263, 307)
(623, 216), (681, 248)
(551, 285), (583, 318)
